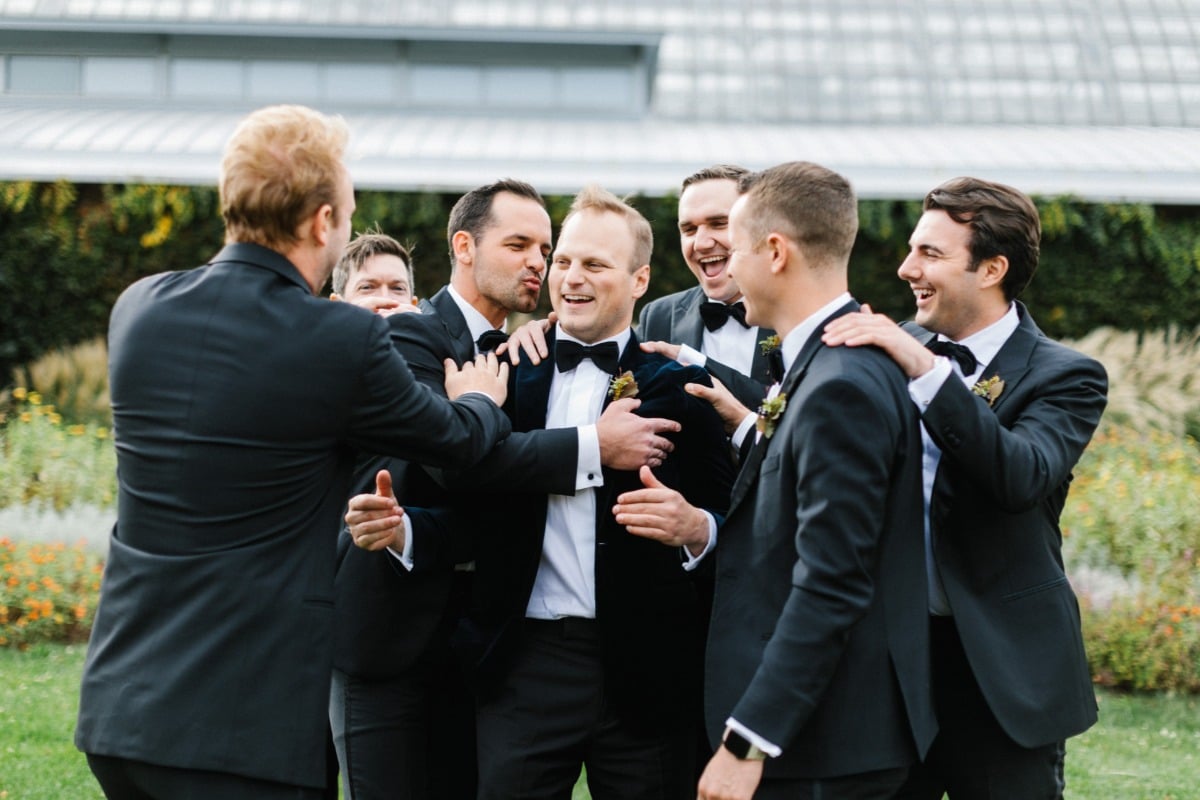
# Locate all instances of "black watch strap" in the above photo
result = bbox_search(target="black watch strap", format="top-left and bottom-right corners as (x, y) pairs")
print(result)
(722, 729), (767, 760)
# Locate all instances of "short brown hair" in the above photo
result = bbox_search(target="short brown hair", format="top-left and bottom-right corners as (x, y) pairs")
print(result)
(563, 185), (654, 270)
(737, 161), (858, 269)
(332, 227), (413, 296)
(923, 177), (1041, 301)
(446, 179), (545, 267)
(681, 164), (750, 193)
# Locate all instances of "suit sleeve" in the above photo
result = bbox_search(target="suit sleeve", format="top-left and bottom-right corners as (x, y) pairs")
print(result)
(343, 316), (510, 470)
(730, 374), (903, 748)
(705, 358), (769, 408)
(922, 348), (1107, 513)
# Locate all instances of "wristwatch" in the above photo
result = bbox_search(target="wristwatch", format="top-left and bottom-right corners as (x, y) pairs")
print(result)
(722, 729), (768, 761)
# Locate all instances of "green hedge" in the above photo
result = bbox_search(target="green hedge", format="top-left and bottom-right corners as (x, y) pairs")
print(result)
(3, 181), (1199, 388)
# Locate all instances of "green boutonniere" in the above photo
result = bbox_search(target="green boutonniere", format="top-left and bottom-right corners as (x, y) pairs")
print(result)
(972, 375), (1005, 407)
(608, 370), (640, 401)
(759, 334), (781, 355)
(756, 393), (788, 439)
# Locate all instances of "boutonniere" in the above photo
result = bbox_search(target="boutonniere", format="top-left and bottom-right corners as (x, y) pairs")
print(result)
(759, 334), (781, 355)
(756, 393), (788, 439)
(608, 370), (640, 401)
(972, 375), (1005, 407)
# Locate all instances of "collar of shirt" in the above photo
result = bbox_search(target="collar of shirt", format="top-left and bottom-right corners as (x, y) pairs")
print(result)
(447, 284), (504, 351)
(779, 292), (853, 374)
(942, 302), (1019, 384)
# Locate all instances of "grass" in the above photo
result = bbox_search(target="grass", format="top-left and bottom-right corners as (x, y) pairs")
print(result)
(1, 646), (1196, 800)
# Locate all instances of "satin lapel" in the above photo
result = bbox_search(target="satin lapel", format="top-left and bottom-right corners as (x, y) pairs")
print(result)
(677, 287), (707, 350)
(748, 326), (777, 386)
(601, 332), (647, 413)
(513, 329), (556, 433)
(973, 304), (1038, 417)
(426, 287), (476, 363)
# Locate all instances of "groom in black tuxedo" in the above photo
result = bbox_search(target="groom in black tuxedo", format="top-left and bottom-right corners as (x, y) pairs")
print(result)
(397, 185), (736, 800)
(643, 161), (937, 800)
(333, 181), (679, 800)
(823, 177), (1107, 798)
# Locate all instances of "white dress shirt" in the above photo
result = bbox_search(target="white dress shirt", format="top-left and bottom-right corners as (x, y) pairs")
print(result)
(675, 297), (759, 378)
(907, 303), (1019, 615)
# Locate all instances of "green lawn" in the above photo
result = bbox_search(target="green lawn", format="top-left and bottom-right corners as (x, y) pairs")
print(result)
(2, 644), (1196, 799)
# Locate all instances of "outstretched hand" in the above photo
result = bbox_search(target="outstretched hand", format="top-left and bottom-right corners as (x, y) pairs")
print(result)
(685, 375), (752, 436)
(613, 466), (710, 555)
(345, 469), (406, 552)
(443, 353), (509, 405)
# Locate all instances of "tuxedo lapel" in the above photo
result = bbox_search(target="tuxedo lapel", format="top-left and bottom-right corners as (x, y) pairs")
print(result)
(426, 287), (476, 363)
(727, 302), (857, 514)
(973, 304), (1038, 416)
(512, 329), (556, 433)
(676, 287), (707, 350)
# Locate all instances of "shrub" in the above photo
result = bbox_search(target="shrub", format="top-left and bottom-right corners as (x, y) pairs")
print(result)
(14, 336), (111, 427)
(0, 538), (103, 649)
(1083, 598), (1200, 693)
(0, 388), (116, 511)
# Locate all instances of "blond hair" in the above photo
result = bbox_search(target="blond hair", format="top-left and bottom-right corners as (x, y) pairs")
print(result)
(220, 105), (350, 251)
(564, 185), (653, 270)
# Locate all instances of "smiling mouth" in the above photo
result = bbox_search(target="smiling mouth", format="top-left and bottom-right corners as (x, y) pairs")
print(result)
(698, 254), (728, 278)
(562, 294), (593, 306)
(913, 287), (934, 303)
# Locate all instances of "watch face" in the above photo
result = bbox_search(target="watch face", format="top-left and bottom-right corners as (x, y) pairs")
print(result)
(723, 731), (752, 759)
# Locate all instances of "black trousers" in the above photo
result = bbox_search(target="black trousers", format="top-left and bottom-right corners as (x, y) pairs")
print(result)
(329, 656), (476, 800)
(755, 766), (909, 800)
(86, 754), (326, 800)
(476, 617), (695, 800)
(893, 615), (1066, 800)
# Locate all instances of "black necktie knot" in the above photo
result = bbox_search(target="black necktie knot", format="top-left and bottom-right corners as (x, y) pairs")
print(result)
(475, 329), (510, 353)
(554, 340), (620, 373)
(926, 339), (977, 374)
(699, 301), (748, 332)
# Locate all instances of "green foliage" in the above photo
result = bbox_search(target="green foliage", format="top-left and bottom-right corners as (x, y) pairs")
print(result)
(0, 540), (103, 649)
(0, 389), (116, 512)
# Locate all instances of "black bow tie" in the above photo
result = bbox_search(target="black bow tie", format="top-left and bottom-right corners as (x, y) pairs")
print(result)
(475, 329), (510, 353)
(766, 347), (785, 384)
(926, 339), (978, 374)
(554, 340), (620, 374)
(699, 301), (749, 332)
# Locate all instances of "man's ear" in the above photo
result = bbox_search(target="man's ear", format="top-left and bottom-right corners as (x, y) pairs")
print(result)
(766, 232), (789, 275)
(630, 264), (651, 300)
(451, 230), (475, 266)
(977, 255), (1009, 291)
(310, 203), (335, 247)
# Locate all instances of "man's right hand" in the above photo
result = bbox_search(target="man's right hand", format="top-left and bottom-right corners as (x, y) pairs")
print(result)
(685, 375), (753, 436)
(597, 397), (681, 470)
(346, 470), (406, 552)
(443, 353), (509, 405)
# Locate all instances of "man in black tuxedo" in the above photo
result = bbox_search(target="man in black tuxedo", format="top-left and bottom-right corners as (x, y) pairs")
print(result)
(823, 177), (1108, 798)
(356, 185), (736, 800)
(334, 182), (682, 799)
(638, 165), (776, 408)
(75, 105), (511, 800)
(655, 162), (937, 800)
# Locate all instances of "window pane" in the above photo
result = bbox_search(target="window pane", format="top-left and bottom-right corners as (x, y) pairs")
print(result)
(560, 67), (633, 110)
(248, 60), (320, 101)
(410, 64), (482, 105)
(485, 66), (555, 108)
(171, 58), (243, 99)
(9, 55), (79, 94)
(84, 56), (157, 97)
(325, 62), (397, 103)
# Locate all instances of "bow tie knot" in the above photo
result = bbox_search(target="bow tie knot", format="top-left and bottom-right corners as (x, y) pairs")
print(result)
(699, 301), (749, 332)
(554, 340), (620, 373)
(926, 338), (978, 374)
(475, 329), (510, 353)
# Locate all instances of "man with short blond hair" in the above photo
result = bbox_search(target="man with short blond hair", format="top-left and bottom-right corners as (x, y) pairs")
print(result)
(76, 104), (511, 800)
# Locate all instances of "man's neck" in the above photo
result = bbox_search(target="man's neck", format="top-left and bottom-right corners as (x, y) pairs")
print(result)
(450, 271), (508, 329)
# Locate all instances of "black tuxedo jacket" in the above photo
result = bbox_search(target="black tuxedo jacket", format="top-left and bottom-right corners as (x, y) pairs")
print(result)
(638, 285), (775, 408)
(906, 302), (1107, 747)
(334, 287), (579, 678)
(76, 245), (509, 789)
(705, 300), (937, 780)
(442, 330), (736, 727)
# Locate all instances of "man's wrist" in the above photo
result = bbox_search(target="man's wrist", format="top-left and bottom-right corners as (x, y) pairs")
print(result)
(722, 729), (768, 761)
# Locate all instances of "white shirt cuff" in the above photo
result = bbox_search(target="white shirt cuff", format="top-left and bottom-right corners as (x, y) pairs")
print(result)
(730, 412), (758, 450)
(681, 511), (718, 570)
(576, 424), (604, 490)
(385, 513), (414, 571)
(907, 356), (953, 410)
(725, 717), (782, 758)
(676, 343), (707, 368)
